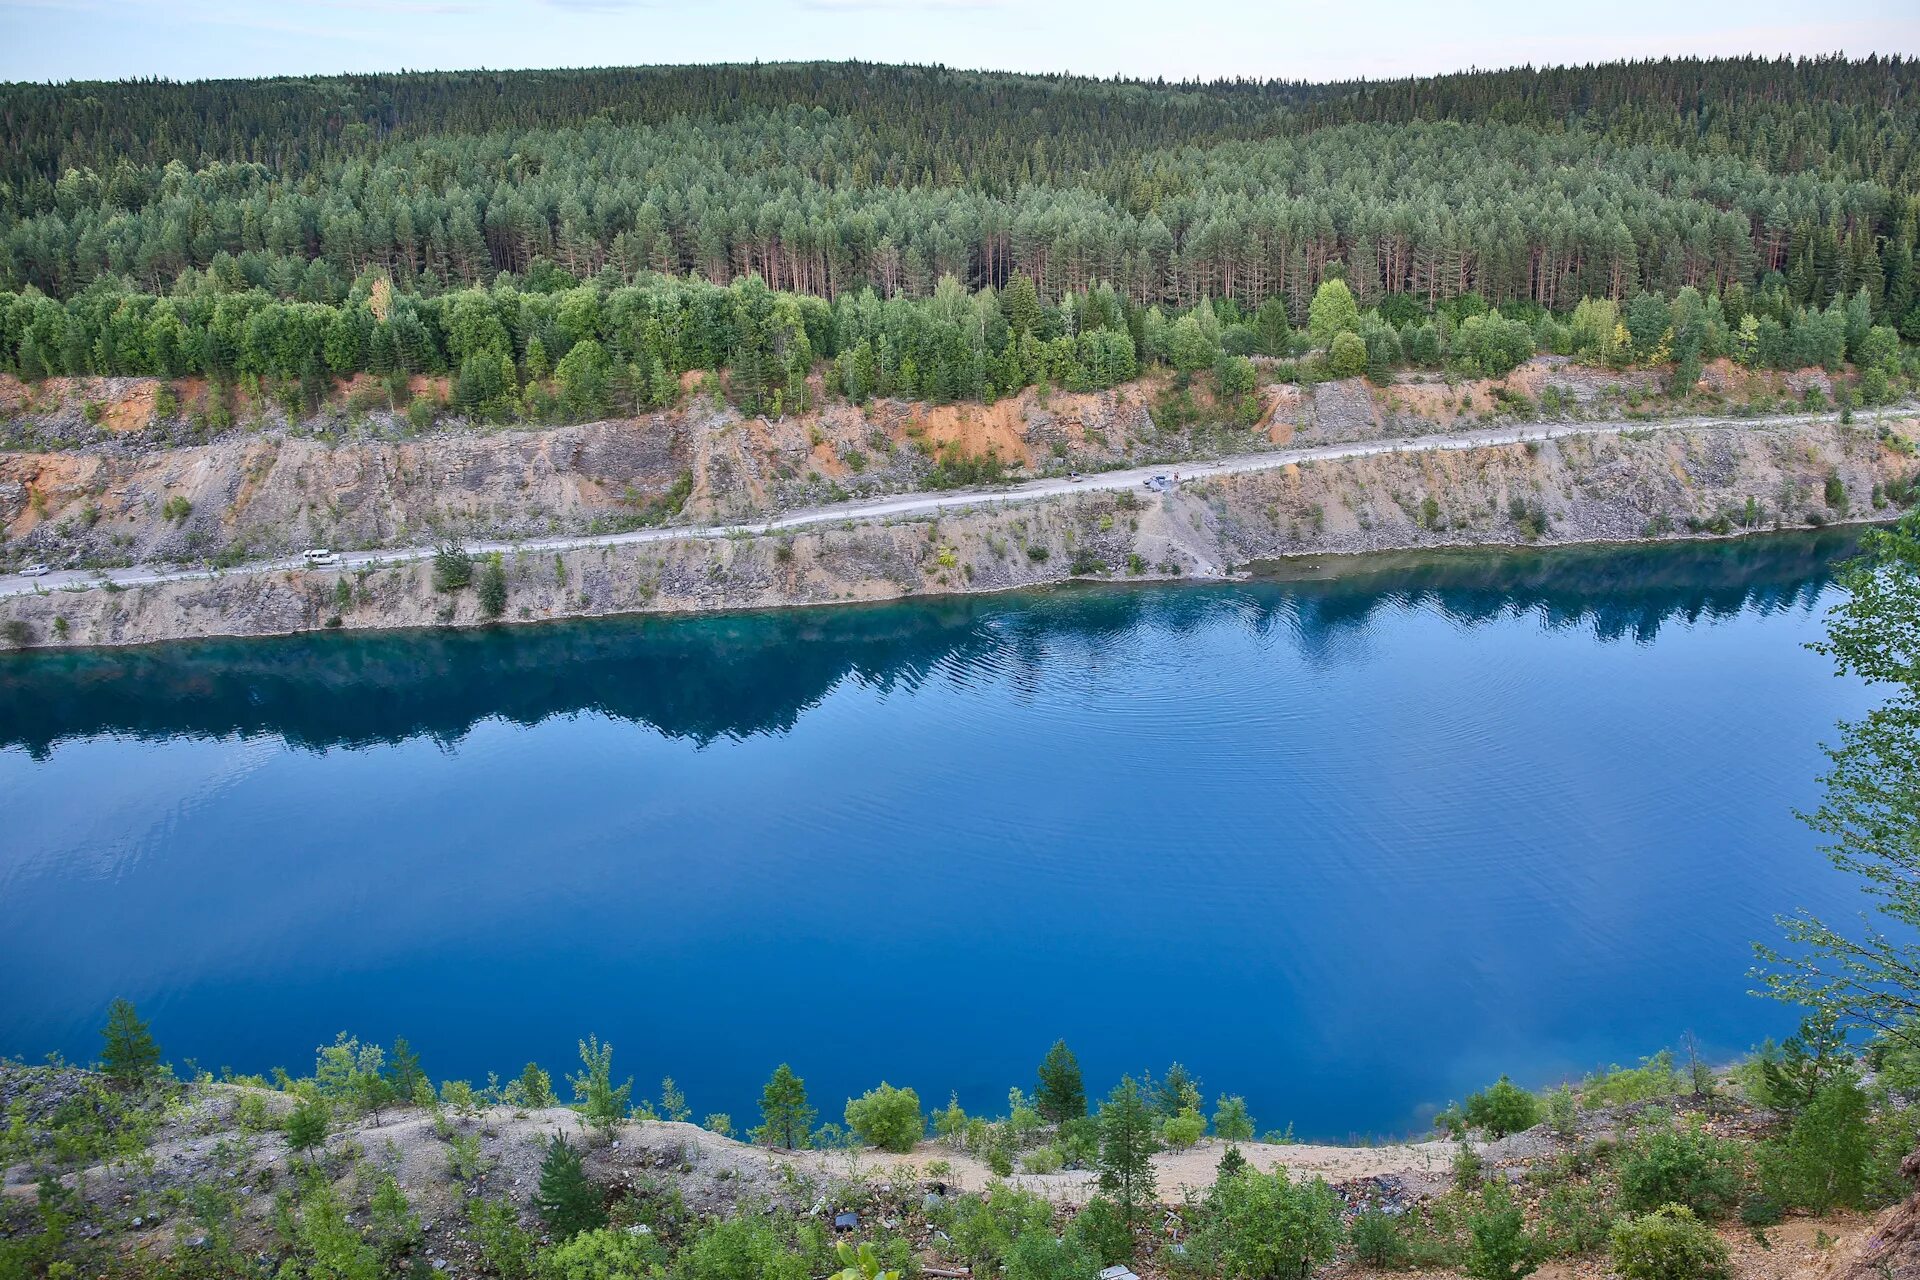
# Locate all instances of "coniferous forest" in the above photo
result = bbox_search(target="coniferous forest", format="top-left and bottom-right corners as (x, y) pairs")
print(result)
(2, 57), (1918, 421)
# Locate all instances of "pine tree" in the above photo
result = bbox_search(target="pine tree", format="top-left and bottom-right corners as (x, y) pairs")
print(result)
(99, 998), (160, 1089)
(286, 1092), (331, 1156)
(534, 1133), (606, 1240)
(384, 1037), (425, 1104)
(1096, 1077), (1160, 1230)
(757, 1063), (816, 1149)
(1035, 1040), (1086, 1125)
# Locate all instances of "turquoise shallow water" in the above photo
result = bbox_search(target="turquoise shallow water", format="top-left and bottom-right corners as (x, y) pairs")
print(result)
(0, 530), (1880, 1139)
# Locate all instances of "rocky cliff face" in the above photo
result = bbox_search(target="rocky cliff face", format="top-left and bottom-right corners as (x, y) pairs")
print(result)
(0, 358), (1855, 579)
(4, 417), (1912, 651)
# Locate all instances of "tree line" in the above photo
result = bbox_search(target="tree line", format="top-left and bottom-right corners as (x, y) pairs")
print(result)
(5, 262), (1916, 435)
(2, 58), (1919, 321)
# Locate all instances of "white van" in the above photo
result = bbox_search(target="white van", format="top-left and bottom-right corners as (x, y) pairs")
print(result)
(20, 563), (50, 577)
(302, 549), (340, 568)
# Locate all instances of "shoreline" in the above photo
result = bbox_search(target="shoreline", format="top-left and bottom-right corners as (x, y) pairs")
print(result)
(0, 514), (1890, 659)
(2, 412), (1913, 652)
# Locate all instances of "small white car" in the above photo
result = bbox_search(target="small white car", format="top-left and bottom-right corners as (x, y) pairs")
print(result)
(19, 563), (50, 577)
(302, 549), (340, 568)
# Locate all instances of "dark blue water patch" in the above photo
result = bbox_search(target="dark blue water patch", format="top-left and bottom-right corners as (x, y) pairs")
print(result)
(0, 528), (1880, 1140)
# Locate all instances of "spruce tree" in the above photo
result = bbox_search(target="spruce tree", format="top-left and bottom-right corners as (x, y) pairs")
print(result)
(1096, 1077), (1160, 1230)
(534, 1133), (606, 1239)
(99, 998), (159, 1089)
(757, 1063), (816, 1149)
(1035, 1040), (1086, 1124)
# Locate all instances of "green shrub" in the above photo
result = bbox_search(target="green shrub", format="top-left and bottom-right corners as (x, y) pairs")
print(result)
(1162, 1107), (1206, 1150)
(844, 1082), (923, 1153)
(1607, 1205), (1731, 1280)
(1537, 1181), (1615, 1257)
(1506, 498), (1550, 541)
(684, 1217), (809, 1280)
(1349, 1209), (1407, 1267)
(1399, 1208), (1466, 1268)
(1453, 1143), (1485, 1190)
(1199, 1165), (1342, 1280)
(540, 1226), (668, 1280)
(1067, 1196), (1133, 1266)
(948, 1183), (1053, 1272)
(467, 1197), (534, 1280)
(477, 552), (507, 618)
(1758, 1077), (1873, 1214)
(432, 542), (473, 592)
(1616, 1124), (1742, 1220)
(1581, 1051), (1681, 1106)
(1003, 1226), (1094, 1280)
(1464, 1182), (1538, 1280)
(983, 1124), (1016, 1176)
(1545, 1085), (1577, 1138)
(1739, 1193), (1783, 1227)
(1464, 1077), (1542, 1138)
(1021, 1145), (1064, 1174)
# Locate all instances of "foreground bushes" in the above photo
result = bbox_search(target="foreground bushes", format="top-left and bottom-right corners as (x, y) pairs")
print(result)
(843, 1082), (924, 1153)
(1194, 1166), (1342, 1280)
(1615, 1123), (1743, 1219)
(1608, 1205), (1732, 1280)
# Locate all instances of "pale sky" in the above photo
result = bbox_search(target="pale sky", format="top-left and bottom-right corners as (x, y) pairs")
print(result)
(1, 0), (1916, 85)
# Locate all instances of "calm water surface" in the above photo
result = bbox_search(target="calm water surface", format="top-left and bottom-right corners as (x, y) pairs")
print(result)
(0, 531), (1880, 1138)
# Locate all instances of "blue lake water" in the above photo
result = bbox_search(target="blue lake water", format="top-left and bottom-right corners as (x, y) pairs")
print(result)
(0, 531), (1881, 1140)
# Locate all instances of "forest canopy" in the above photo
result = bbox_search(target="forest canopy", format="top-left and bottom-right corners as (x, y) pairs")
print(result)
(1, 56), (1917, 417)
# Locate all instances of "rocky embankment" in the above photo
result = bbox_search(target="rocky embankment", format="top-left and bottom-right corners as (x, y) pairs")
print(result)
(2, 412), (1913, 650)
(0, 357), (1841, 574)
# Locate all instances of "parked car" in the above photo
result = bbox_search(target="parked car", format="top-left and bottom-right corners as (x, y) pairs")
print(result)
(19, 563), (50, 577)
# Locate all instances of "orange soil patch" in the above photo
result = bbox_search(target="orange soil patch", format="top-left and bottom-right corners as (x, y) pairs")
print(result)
(1, 453), (104, 537)
(897, 396), (1036, 468)
(18, 376), (162, 432)
(1266, 385), (1304, 443)
(101, 382), (157, 432)
(1385, 377), (1497, 425)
